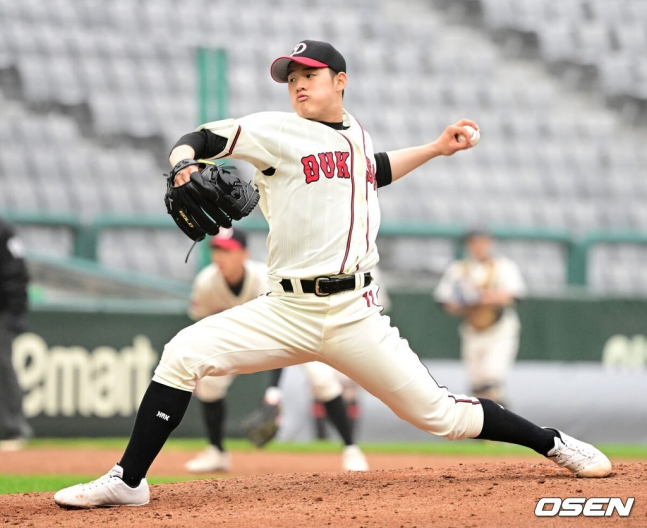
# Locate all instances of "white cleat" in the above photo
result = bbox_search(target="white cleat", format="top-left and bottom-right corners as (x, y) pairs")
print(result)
(54, 464), (149, 509)
(184, 445), (231, 473)
(545, 428), (612, 478)
(0, 438), (27, 452)
(342, 445), (369, 472)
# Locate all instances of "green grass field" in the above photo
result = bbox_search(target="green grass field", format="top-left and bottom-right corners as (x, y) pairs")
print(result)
(0, 474), (211, 495)
(18, 437), (647, 457)
(1, 438), (645, 495)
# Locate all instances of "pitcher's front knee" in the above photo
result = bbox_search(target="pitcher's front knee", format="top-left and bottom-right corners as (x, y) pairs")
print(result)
(152, 329), (206, 392)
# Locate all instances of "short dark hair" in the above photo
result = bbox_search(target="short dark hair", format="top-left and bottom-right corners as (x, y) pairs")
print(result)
(464, 228), (491, 243)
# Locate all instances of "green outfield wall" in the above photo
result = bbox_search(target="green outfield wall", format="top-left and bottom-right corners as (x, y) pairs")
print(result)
(12, 309), (271, 438)
(12, 293), (647, 437)
(388, 292), (647, 365)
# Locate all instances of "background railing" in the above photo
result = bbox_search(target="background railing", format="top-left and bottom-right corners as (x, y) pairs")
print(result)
(5, 210), (647, 286)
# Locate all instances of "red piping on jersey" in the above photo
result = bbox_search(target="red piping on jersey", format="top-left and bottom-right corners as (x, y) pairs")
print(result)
(337, 133), (355, 274)
(357, 120), (370, 254)
(449, 396), (482, 405)
(222, 125), (242, 157)
(439, 386), (482, 405)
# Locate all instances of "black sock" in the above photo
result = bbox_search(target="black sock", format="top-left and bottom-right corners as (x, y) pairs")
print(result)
(475, 398), (558, 456)
(312, 402), (328, 440)
(119, 381), (192, 487)
(346, 399), (360, 435)
(323, 395), (354, 446)
(268, 368), (283, 388)
(201, 398), (226, 452)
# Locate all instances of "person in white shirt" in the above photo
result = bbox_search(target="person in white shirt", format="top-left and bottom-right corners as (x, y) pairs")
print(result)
(435, 229), (526, 407)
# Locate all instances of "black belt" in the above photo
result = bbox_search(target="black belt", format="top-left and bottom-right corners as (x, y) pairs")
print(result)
(280, 273), (372, 297)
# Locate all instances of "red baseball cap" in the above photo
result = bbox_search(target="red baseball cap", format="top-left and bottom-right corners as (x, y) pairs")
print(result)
(210, 228), (247, 251)
(271, 40), (346, 83)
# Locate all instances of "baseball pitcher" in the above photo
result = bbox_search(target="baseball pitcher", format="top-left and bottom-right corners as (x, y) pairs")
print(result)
(55, 40), (611, 509)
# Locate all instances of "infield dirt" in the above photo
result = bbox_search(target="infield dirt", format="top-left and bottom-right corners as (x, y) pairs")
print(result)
(0, 449), (644, 526)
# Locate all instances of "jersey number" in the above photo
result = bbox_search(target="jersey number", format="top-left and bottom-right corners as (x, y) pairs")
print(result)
(363, 291), (377, 308)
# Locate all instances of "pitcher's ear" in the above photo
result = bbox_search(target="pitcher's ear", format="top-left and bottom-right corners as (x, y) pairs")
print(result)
(336, 71), (347, 89)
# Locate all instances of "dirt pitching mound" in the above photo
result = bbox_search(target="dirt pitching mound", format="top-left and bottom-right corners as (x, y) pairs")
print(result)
(0, 447), (541, 477)
(2, 462), (644, 527)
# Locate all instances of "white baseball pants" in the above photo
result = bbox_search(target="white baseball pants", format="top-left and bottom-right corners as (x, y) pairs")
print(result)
(153, 284), (484, 441)
(459, 310), (521, 398)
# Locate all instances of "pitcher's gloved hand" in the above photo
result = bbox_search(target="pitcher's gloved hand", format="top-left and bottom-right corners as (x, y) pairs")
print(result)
(164, 159), (260, 241)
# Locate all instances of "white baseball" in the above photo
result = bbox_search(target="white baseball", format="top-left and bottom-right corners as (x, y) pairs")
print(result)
(456, 125), (480, 146)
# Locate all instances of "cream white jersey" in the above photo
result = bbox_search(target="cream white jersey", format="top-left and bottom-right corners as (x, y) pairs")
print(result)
(434, 256), (527, 306)
(197, 109), (381, 282)
(188, 259), (268, 321)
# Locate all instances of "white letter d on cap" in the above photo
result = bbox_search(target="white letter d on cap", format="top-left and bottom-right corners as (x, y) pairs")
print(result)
(291, 43), (307, 55)
(535, 498), (561, 517)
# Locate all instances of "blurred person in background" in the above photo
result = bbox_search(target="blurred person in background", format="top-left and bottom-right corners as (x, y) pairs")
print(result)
(0, 218), (32, 451)
(434, 229), (526, 408)
(185, 227), (367, 473)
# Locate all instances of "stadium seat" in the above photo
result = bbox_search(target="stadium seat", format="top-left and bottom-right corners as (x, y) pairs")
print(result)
(2, 0), (647, 293)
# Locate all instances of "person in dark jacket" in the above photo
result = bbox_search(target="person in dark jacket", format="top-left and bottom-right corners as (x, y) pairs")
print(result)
(0, 218), (32, 450)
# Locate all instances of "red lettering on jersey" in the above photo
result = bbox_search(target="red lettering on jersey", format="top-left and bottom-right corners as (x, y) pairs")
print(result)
(363, 291), (377, 308)
(366, 157), (377, 190)
(335, 151), (351, 179)
(318, 152), (335, 179)
(303, 151), (351, 183)
(302, 154), (320, 183)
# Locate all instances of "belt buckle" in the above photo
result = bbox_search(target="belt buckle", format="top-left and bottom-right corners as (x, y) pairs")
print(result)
(314, 277), (330, 297)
